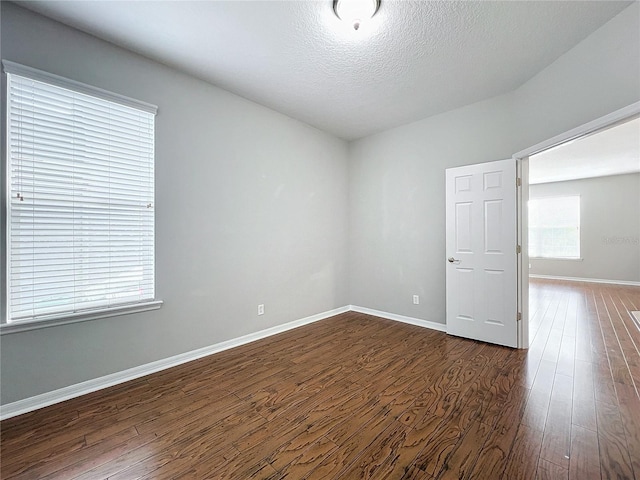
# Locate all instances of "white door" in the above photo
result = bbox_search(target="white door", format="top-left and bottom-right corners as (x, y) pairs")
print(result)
(445, 159), (518, 348)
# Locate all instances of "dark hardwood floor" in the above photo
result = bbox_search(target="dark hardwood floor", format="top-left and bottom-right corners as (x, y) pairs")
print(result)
(1, 279), (638, 479)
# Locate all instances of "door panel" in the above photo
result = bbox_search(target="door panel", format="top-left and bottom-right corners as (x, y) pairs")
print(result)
(456, 203), (473, 252)
(484, 200), (503, 253)
(446, 159), (518, 348)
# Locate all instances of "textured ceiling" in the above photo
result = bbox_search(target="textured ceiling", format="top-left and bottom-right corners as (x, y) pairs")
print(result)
(15, 0), (632, 140)
(530, 117), (640, 184)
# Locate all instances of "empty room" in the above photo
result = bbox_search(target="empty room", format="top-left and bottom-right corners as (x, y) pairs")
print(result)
(0, 1), (639, 479)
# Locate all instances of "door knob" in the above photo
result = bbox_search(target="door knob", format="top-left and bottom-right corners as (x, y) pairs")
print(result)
(448, 257), (459, 263)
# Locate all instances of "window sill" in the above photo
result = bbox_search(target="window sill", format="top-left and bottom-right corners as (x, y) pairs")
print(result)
(0, 300), (163, 335)
(530, 257), (583, 261)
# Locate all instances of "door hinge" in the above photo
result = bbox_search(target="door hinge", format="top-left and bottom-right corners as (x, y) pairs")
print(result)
(517, 312), (522, 322)
(516, 177), (522, 187)
(516, 245), (521, 254)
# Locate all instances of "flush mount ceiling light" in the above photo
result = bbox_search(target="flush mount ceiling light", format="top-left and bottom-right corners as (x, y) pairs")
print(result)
(333, 0), (380, 31)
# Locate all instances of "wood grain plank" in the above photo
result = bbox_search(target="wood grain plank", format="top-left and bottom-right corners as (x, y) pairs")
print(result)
(436, 419), (492, 480)
(539, 373), (573, 469)
(595, 400), (634, 480)
(536, 458), (569, 480)
(468, 385), (530, 479)
(275, 436), (338, 479)
(369, 416), (441, 480)
(521, 359), (557, 431)
(333, 421), (408, 479)
(501, 424), (544, 480)
(569, 425), (601, 480)
(572, 360), (597, 431)
(614, 383), (640, 479)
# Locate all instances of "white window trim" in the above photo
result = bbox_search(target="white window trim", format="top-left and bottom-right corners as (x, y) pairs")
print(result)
(530, 257), (584, 261)
(0, 300), (163, 335)
(2, 60), (161, 330)
(2, 60), (157, 114)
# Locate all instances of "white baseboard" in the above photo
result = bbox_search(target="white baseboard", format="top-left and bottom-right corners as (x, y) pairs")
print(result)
(349, 305), (447, 332)
(1, 304), (448, 420)
(0, 306), (349, 420)
(529, 274), (640, 287)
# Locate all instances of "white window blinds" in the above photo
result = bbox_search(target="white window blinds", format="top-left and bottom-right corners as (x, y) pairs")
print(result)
(529, 196), (581, 259)
(5, 62), (157, 323)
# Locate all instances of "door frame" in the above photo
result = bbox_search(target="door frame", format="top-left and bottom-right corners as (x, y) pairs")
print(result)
(512, 100), (640, 348)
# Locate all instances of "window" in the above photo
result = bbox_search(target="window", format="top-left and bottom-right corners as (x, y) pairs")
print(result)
(4, 61), (159, 325)
(529, 195), (580, 259)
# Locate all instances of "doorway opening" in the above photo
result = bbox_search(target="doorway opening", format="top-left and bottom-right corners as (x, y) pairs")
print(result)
(514, 102), (640, 348)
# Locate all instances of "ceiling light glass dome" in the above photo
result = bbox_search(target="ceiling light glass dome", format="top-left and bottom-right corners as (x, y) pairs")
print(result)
(333, 0), (380, 30)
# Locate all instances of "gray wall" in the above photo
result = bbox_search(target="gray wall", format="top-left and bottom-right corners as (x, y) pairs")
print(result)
(348, 3), (640, 323)
(348, 94), (516, 322)
(513, 1), (640, 150)
(529, 174), (640, 282)
(0, 3), (349, 405)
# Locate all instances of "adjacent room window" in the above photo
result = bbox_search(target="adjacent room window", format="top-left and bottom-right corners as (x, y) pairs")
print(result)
(529, 195), (581, 259)
(5, 61), (158, 324)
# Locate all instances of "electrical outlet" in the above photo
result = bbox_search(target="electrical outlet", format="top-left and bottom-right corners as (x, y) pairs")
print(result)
(258, 304), (264, 315)
(413, 295), (419, 305)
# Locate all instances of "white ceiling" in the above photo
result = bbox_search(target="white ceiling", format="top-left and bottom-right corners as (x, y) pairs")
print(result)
(16, 0), (632, 140)
(530, 117), (640, 184)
